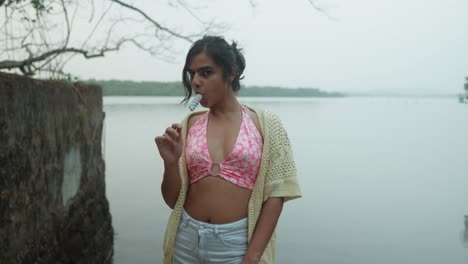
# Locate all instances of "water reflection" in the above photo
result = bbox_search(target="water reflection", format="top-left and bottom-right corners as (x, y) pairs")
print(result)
(104, 97), (468, 263)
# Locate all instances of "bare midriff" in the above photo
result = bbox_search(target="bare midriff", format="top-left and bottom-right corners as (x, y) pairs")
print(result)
(184, 175), (251, 224)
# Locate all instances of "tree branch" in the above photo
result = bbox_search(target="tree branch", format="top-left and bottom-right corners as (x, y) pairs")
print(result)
(110, 0), (194, 43)
(307, 0), (337, 20)
(80, 0), (112, 49)
(0, 44), (123, 73)
(3, 0), (318, 77)
(61, 0), (71, 46)
(0, 35), (163, 75)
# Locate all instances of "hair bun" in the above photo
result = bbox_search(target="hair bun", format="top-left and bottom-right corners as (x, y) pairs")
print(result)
(231, 41), (238, 50)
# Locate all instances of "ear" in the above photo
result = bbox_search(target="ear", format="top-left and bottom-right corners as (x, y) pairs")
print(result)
(228, 71), (236, 84)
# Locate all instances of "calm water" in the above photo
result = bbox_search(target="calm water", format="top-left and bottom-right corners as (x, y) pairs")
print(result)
(103, 96), (468, 264)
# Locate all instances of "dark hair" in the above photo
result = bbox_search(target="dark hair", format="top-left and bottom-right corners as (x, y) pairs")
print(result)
(181, 35), (246, 103)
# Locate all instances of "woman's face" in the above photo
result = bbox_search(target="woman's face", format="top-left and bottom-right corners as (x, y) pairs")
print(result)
(187, 52), (233, 108)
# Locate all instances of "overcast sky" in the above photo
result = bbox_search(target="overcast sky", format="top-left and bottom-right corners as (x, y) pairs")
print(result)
(66, 0), (468, 95)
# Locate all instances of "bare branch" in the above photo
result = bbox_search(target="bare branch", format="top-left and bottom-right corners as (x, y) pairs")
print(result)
(248, 0), (258, 8)
(0, 4), (13, 31)
(88, 0), (95, 22)
(0, 38), (144, 75)
(306, 0), (338, 21)
(0, 0), (254, 77)
(174, 0), (204, 25)
(307, 0), (324, 11)
(80, 0), (113, 49)
(61, 0), (71, 46)
(110, 0), (194, 43)
(33, 0), (73, 72)
(104, 18), (127, 46)
(0, 47), (103, 71)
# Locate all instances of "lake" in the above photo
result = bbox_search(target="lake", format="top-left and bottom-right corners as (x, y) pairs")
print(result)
(103, 96), (468, 264)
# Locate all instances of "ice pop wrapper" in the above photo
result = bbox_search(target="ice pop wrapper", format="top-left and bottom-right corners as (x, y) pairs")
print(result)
(188, 94), (203, 111)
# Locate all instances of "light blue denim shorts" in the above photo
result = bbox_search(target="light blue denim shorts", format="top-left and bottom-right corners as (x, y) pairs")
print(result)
(174, 208), (248, 264)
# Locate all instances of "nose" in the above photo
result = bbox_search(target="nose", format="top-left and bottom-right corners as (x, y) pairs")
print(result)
(191, 72), (202, 90)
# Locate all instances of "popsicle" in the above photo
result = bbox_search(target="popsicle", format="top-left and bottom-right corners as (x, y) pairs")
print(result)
(188, 94), (203, 111)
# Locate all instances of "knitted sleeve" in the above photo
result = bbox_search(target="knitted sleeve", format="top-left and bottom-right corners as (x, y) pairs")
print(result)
(263, 111), (302, 202)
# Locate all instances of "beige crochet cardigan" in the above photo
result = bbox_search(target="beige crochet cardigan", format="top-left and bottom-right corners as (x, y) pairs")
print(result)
(162, 106), (302, 264)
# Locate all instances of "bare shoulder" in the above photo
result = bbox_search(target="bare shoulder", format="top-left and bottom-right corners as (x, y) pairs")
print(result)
(187, 111), (205, 130)
(243, 105), (262, 137)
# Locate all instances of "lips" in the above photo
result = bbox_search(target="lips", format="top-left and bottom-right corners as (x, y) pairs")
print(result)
(198, 94), (207, 107)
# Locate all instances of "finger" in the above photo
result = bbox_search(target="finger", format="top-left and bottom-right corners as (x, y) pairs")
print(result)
(171, 123), (182, 136)
(172, 123), (182, 131)
(165, 127), (180, 140)
(155, 136), (166, 147)
(156, 134), (173, 146)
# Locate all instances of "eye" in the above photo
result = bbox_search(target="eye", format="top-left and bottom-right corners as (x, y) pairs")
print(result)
(200, 69), (211, 77)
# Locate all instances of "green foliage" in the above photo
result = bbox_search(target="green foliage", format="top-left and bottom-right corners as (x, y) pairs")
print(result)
(237, 85), (343, 97)
(465, 76), (468, 91)
(86, 80), (344, 97)
(31, 0), (45, 12)
(4, 0), (49, 15)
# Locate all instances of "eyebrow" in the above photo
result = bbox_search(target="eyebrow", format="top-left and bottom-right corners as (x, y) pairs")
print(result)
(187, 65), (214, 73)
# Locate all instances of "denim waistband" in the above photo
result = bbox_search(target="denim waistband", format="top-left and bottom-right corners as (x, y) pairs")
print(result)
(181, 208), (248, 233)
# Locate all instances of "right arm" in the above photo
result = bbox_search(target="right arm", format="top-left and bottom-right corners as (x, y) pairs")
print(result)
(155, 123), (183, 209)
(161, 160), (181, 209)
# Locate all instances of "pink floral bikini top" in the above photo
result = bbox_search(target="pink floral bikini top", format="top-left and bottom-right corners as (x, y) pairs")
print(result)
(185, 106), (263, 190)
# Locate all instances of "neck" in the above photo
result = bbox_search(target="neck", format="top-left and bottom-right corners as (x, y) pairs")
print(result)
(209, 91), (242, 118)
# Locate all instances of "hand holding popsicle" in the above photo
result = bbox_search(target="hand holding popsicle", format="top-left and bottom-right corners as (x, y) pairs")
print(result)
(154, 123), (183, 164)
(188, 94), (203, 111)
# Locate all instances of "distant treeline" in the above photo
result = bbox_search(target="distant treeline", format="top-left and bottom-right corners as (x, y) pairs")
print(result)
(86, 80), (344, 97)
(465, 76), (468, 91)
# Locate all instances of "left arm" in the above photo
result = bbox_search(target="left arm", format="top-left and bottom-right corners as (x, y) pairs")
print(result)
(242, 197), (284, 264)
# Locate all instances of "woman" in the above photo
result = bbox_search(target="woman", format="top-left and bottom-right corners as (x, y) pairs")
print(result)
(155, 35), (301, 264)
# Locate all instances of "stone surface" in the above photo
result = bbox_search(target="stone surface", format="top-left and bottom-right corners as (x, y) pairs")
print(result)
(0, 72), (113, 264)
